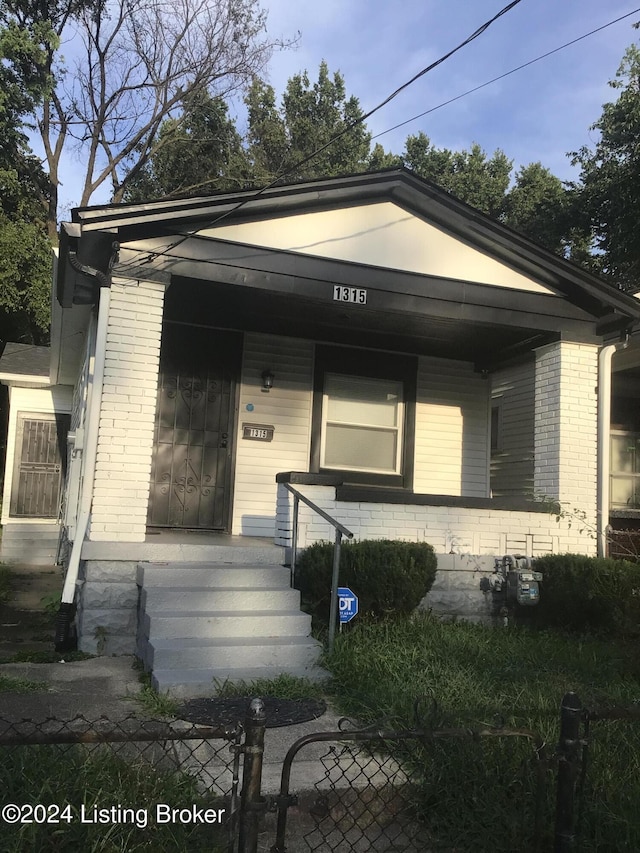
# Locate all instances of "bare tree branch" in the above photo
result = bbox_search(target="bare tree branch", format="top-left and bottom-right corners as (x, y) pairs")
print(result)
(56, 0), (294, 206)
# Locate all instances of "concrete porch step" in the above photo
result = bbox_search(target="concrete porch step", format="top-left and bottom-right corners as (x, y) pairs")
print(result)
(138, 557), (324, 698)
(146, 635), (322, 670)
(141, 610), (311, 639)
(140, 586), (301, 612)
(137, 562), (291, 588)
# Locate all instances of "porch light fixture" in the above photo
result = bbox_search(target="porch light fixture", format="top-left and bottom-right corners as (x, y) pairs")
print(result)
(261, 369), (275, 392)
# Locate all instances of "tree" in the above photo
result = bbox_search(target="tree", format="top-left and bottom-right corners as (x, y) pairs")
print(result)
(245, 61), (372, 182)
(502, 162), (570, 253)
(1, 0), (291, 234)
(402, 132), (512, 218)
(367, 142), (402, 172)
(572, 40), (640, 291)
(0, 22), (52, 344)
(123, 91), (250, 201)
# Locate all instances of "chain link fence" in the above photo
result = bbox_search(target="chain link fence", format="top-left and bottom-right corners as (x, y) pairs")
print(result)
(269, 719), (549, 853)
(1, 695), (639, 852)
(0, 714), (241, 853)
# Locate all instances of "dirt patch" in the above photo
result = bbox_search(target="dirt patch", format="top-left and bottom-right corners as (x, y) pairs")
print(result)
(0, 563), (144, 721)
(0, 563), (62, 662)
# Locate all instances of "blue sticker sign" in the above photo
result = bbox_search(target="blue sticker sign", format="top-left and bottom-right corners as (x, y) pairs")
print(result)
(338, 587), (358, 624)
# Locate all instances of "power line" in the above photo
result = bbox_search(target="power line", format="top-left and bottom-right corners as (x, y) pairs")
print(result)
(130, 0), (524, 267)
(371, 7), (640, 142)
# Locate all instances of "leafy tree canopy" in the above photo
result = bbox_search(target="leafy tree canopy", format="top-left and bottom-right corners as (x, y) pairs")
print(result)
(402, 132), (512, 219)
(0, 20), (52, 344)
(246, 61), (372, 182)
(123, 91), (250, 202)
(572, 39), (640, 291)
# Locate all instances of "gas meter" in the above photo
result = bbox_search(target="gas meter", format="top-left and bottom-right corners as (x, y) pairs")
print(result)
(483, 555), (543, 613)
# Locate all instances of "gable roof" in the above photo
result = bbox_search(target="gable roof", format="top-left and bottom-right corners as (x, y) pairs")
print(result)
(58, 168), (640, 334)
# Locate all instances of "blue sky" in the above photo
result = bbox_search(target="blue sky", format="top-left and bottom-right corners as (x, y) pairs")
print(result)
(54, 0), (640, 214)
(260, 0), (639, 180)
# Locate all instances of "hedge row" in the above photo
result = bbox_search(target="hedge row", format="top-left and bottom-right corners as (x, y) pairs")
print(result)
(532, 554), (640, 635)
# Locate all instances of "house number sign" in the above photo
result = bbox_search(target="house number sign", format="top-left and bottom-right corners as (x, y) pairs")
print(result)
(333, 285), (367, 305)
(242, 424), (274, 442)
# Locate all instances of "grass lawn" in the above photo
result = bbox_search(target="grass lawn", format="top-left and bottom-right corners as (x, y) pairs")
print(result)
(323, 613), (640, 852)
(0, 745), (229, 852)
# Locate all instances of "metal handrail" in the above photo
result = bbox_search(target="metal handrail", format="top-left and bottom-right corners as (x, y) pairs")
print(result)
(282, 483), (354, 653)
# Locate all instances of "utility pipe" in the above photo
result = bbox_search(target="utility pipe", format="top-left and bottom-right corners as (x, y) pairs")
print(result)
(60, 286), (111, 604)
(597, 337), (629, 558)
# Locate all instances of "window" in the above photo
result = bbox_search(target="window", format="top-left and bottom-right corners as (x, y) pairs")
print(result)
(491, 402), (503, 454)
(311, 346), (416, 487)
(610, 431), (640, 509)
(321, 374), (404, 474)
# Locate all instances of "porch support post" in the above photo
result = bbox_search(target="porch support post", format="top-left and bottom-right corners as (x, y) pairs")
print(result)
(534, 341), (598, 552)
(88, 276), (166, 543)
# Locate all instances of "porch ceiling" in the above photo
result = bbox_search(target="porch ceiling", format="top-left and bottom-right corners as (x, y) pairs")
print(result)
(164, 276), (561, 369)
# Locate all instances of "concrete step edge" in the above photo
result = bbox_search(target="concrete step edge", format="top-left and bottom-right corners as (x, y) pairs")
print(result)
(149, 636), (320, 651)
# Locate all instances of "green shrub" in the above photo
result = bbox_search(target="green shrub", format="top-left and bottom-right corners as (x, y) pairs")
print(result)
(532, 554), (640, 635)
(296, 539), (437, 620)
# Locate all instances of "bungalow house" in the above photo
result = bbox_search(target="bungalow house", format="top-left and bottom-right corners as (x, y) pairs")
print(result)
(609, 332), (640, 554)
(2, 169), (639, 695)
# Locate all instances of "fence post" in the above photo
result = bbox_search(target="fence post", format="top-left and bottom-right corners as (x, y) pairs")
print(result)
(238, 698), (266, 853)
(554, 691), (583, 853)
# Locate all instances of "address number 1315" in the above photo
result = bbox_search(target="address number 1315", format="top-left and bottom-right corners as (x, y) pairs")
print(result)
(333, 286), (367, 305)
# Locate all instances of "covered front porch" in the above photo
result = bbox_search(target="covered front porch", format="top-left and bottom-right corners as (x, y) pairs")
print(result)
(52, 170), (640, 675)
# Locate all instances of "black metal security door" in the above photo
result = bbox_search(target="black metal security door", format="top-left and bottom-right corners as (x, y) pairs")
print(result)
(10, 414), (70, 517)
(147, 324), (241, 530)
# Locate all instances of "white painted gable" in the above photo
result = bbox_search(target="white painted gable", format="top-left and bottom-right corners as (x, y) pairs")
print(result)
(204, 201), (556, 295)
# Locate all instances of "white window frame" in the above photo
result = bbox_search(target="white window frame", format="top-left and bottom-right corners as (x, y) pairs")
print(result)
(319, 373), (404, 475)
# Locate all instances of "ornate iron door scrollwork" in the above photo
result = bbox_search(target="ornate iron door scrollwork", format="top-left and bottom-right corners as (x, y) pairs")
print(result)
(147, 325), (241, 529)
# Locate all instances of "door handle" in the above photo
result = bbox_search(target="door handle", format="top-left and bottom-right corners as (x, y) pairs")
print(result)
(219, 433), (228, 449)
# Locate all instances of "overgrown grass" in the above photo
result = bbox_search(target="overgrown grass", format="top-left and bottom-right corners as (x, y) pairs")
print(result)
(0, 563), (11, 603)
(132, 670), (180, 718)
(0, 745), (228, 852)
(0, 675), (48, 693)
(324, 613), (640, 852)
(6, 650), (94, 664)
(214, 672), (325, 700)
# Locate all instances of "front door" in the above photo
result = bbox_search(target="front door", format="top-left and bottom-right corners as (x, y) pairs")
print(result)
(10, 413), (70, 517)
(147, 324), (241, 530)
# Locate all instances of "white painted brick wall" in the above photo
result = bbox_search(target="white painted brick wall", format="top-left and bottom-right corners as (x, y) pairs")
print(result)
(89, 278), (165, 542)
(277, 483), (596, 557)
(534, 342), (598, 529)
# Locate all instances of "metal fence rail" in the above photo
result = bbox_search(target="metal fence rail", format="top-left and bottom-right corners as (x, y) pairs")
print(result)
(0, 714), (242, 853)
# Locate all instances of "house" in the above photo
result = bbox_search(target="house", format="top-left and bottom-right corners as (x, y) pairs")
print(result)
(0, 343), (72, 564)
(608, 332), (640, 556)
(2, 169), (640, 694)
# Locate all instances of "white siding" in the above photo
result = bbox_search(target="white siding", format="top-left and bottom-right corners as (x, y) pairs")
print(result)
(204, 202), (556, 294)
(414, 357), (489, 497)
(490, 361), (535, 497)
(232, 333), (314, 536)
(89, 279), (165, 542)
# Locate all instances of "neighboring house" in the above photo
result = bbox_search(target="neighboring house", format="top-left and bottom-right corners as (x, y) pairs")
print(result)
(2, 169), (640, 691)
(608, 333), (640, 555)
(0, 343), (71, 563)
